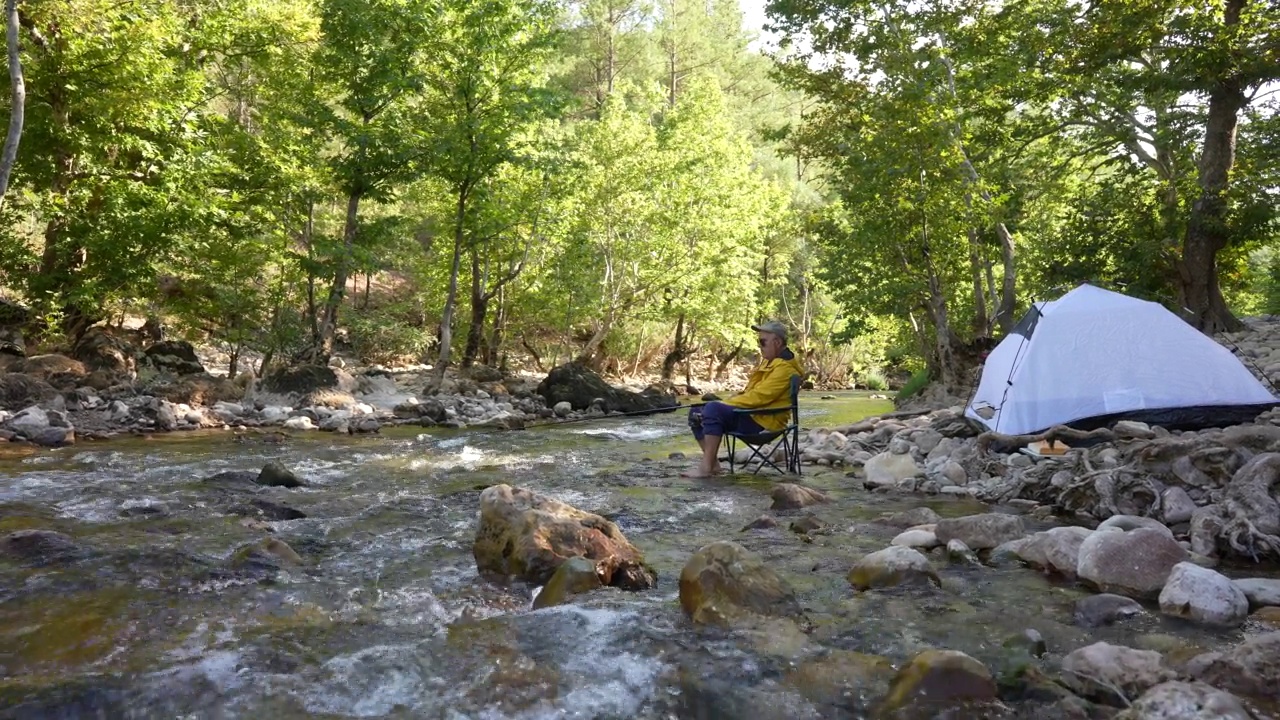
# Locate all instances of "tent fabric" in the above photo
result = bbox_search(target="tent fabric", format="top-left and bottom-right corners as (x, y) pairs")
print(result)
(965, 284), (1278, 435)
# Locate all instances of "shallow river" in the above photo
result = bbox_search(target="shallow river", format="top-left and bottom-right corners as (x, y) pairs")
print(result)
(0, 393), (1274, 719)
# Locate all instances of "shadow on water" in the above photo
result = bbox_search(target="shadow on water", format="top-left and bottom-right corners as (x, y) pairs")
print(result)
(0, 391), (1275, 718)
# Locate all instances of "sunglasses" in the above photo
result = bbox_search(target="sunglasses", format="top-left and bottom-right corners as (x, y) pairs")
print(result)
(757, 338), (772, 347)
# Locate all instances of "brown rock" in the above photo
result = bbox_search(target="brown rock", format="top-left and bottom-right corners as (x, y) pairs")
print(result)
(771, 483), (828, 510)
(473, 484), (655, 590)
(1251, 607), (1280, 628)
(156, 374), (244, 405)
(741, 515), (778, 531)
(1184, 631), (1280, 699)
(678, 540), (802, 626)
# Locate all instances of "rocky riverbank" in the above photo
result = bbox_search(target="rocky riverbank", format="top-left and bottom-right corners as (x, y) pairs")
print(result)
(0, 326), (696, 448)
(782, 315), (1280, 568)
(475, 477), (1280, 719)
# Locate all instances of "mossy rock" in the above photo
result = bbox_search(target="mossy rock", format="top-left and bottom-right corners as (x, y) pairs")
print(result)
(678, 540), (804, 626)
(532, 556), (603, 609)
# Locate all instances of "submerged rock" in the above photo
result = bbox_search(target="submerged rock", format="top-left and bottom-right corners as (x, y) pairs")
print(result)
(847, 545), (940, 591)
(256, 461), (305, 488)
(874, 649), (998, 718)
(679, 541), (803, 626)
(771, 483), (827, 510)
(0, 529), (82, 565)
(532, 556), (603, 609)
(1074, 594), (1145, 628)
(473, 484), (655, 590)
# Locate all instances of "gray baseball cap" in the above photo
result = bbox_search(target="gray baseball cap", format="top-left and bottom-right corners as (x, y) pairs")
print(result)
(751, 320), (788, 342)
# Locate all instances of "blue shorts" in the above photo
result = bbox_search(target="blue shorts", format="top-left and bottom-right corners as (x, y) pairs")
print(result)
(689, 401), (763, 441)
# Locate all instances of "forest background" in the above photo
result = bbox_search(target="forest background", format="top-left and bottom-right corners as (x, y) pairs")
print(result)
(0, 0), (1275, 396)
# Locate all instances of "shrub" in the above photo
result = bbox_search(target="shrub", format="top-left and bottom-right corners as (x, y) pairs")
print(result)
(861, 369), (889, 391)
(895, 369), (931, 403)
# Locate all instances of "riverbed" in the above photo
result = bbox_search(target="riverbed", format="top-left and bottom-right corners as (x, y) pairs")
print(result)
(1, 392), (1274, 719)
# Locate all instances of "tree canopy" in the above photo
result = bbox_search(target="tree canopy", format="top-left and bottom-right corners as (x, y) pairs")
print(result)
(0, 0), (1274, 389)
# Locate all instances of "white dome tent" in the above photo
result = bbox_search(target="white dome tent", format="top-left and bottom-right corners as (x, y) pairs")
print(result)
(965, 283), (1278, 436)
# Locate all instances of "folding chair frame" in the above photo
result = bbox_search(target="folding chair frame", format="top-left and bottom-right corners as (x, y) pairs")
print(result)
(721, 374), (802, 476)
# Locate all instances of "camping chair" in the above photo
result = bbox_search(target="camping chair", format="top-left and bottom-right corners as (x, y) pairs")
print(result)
(721, 374), (803, 476)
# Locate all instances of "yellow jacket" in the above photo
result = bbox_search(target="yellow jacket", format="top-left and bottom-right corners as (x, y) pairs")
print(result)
(724, 348), (805, 431)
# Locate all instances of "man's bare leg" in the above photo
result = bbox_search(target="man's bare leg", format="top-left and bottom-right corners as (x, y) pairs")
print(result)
(682, 434), (723, 478)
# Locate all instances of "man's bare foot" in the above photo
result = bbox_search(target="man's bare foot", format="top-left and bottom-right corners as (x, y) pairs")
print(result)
(680, 467), (721, 479)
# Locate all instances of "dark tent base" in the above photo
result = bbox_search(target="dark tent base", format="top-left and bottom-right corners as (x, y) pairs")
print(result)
(976, 402), (1280, 453)
(1065, 402), (1280, 433)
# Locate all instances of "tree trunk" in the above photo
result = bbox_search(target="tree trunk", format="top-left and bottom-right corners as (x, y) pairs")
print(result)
(521, 335), (544, 373)
(318, 189), (360, 356)
(713, 340), (743, 381)
(436, 181), (469, 379)
(0, 0), (25, 203)
(461, 247), (487, 368)
(1178, 0), (1246, 335)
(993, 224), (1017, 331)
(576, 314), (612, 371)
(485, 284), (506, 368)
(303, 200), (319, 347)
(660, 312), (687, 380)
(967, 226), (989, 336)
(926, 268), (956, 388)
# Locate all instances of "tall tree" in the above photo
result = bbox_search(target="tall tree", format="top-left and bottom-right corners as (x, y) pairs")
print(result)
(0, 0), (24, 202)
(421, 0), (559, 377)
(310, 0), (433, 356)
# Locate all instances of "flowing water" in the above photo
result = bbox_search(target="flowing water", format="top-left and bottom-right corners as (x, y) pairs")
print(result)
(0, 393), (1275, 719)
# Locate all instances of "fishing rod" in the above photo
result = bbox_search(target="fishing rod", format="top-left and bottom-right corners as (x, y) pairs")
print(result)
(522, 401), (709, 430)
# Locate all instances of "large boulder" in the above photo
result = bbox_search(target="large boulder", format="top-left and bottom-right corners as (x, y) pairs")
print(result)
(1115, 681), (1251, 720)
(535, 362), (678, 414)
(1184, 632), (1280, 698)
(0, 373), (58, 411)
(1060, 642), (1175, 706)
(1076, 526), (1187, 599)
(1158, 562), (1249, 627)
(933, 512), (1025, 550)
(142, 340), (206, 375)
(678, 541), (803, 626)
(13, 354), (86, 388)
(154, 374), (243, 406)
(473, 484), (655, 590)
(71, 327), (136, 375)
(260, 364), (356, 396)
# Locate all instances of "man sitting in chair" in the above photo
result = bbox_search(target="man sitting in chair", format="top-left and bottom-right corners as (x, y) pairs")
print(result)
(681, 320), (805, 478)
